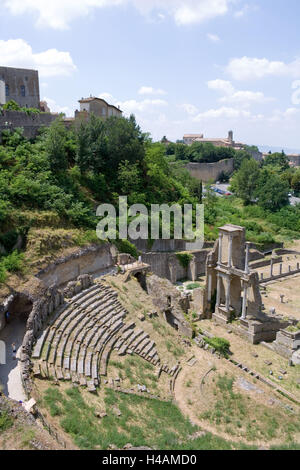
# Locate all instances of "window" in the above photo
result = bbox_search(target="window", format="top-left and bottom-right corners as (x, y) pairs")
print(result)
(5, 84), (9, 97)
(20, 85), (26, 97)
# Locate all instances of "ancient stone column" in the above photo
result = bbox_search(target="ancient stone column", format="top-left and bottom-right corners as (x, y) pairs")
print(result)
(228, 235), (233, 268)
(241, 282), (248, 320)
(225, 276), (231, 312)
(207, 273), (212, 303)
(244, 242), (250, 274)
(270, 259), (274, 278)
(216, 274), (221, 308)
(218, 233), (223, 265)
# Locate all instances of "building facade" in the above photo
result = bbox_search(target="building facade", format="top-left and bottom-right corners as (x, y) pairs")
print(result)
(183, 134), (204, 145)
(75, 97), (122, 120)
(0, 66), (40, 109)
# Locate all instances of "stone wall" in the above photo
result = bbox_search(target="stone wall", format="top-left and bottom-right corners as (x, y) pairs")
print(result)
(185, 158), (234, 182)
(145, 275), (193, 338)
(141, 249), (209, 282)
(0, 110), (57, 140)
(0, 66), (40, 109)
(272, 329), (300, 359)
(36, 243), (116, 287)
(131, 238), (214, 253)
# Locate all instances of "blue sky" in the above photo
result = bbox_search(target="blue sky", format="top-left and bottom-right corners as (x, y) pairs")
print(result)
(1, 0), (300, 151)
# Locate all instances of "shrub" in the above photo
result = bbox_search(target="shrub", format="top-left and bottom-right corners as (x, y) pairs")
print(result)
(0, 410), (13, 431)
(113, 239), (139, 259)
(1, 250), (25, 273)
(204, 336), (231, 357)
(176, 252), (193, 269)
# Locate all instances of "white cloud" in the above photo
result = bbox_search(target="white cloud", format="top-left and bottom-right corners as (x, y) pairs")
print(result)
(207, 78), (273, 106)
(207, 33), (220, 42)
(268, 107), (300, 123)
(226, 56), (300, 80)
(207, 79), (235, 95)
(99, 92), (168, 114)
(2, 0), (234, 29)
(193, 106), (251, 121)
(0, 39), (76, 77)
(98, 92), (116, 103)
(180, 103), (198, 115)
(119, 98), (168, 114)
(43, 97), (74, 116)
(138, 86), (166, 96)
(220, 90), (273, 105)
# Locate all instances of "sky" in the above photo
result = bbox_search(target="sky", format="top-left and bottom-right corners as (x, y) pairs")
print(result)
(1, 0), (300, 151)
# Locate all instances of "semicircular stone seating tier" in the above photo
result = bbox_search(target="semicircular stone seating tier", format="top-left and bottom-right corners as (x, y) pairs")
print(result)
(32, 282), (162, 391)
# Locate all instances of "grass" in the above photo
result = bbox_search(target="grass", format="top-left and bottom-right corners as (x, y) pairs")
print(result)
(41, 385), (252, 450)
(199, 373), (300, 443)
(0, 410), (13, 431)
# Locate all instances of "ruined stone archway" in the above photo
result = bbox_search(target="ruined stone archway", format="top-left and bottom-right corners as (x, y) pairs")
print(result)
(134, 271), (147, 291)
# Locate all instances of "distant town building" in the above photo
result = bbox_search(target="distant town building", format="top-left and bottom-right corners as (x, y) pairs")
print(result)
(183, 130), (262, 162)
(75, 96), (122, 121)
(183, 134), (204, 145)
(0, 66), (40, 109)
(287, 154), (300, 167)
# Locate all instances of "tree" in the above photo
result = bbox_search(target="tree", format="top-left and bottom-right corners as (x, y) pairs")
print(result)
(44, 118), (68, 172)
(255, 169), (289, 211)
(231, 158), (260, 205)
(291, 170), (300, 194)
(175, 143), (188, 161)
(263, 151), (290, 171)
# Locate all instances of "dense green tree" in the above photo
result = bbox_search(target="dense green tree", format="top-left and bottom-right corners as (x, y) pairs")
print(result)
(263, 151), (290, 171)
(44, 118), (68, 172)
(231, 158), (260, 205)
(255, 169), (289, 211)
(291, 170), (300, 194)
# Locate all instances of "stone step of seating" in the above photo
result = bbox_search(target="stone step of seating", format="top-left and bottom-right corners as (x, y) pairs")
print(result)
(143, 341), (155, 357)
(147, 348), (157, 360)
(135, 337), (151, 354)
(71, 284), (100, 304)
(33, 302), (72, 360)
(53, 294), (116, 367)
(63, 370), (71, 381)
(64, 357), (70, 370)
(93, 322), (125, 378)
(99, 325), (129, 376)
(33, 362), (41, 377)
(46, 307), (82, 362)
(71, 374), (80, 384)
(80, 376), (87, 387)
(89, 328), (107, 350)
(47, 364), (57, 380)
(77, 359), (84, 375)
(32, 330), (50, 359)
(84, 352), (93, 377)
(56, 368), (64, 381)
(125, 329), (143, 348)
(132, 332), (149, 351)
(87, 381), (96, 393)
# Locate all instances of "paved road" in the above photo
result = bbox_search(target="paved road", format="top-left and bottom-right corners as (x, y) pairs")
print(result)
(289, 195), (300, 206)
(0, 316), (27, 402)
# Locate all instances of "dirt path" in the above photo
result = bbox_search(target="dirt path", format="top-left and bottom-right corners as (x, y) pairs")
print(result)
(0, 316), (27, 402)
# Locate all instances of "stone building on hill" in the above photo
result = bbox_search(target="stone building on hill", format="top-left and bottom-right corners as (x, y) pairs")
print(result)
(0, 66), (40, 109)
(75, 97), (122, 121)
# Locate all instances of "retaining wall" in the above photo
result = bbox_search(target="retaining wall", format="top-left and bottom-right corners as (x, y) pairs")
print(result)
(185, 158), (234, 182)
(0, 110), (57, 140)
